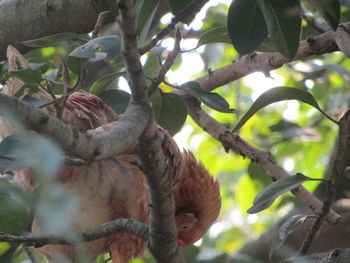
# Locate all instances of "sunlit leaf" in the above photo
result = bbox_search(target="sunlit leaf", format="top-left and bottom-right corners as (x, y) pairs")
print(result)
(181, 81), (237, 113)
(22, 33), (80, 47)
(232, 86), (338, 132)
(0, 243), (19, 262)
(98, 89), (131, 114)
(270, 214), (307, 257)
(312, 0), (340, 31)
(258, 0), (301, 59)
(247, 173), (310, 214)
(69, 36), (121, 60)
(227, 0), (268, 54)
(90, 72), (125, 94)
(156, 93), (187, 135)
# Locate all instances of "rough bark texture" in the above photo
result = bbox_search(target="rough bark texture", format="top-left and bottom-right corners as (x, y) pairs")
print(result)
(0, 0), (117, 60)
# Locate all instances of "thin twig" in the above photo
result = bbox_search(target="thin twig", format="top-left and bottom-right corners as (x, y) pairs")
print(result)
(150, 28), (182, 93)
(138, 0), (209, 55)
(92, 11), (117, 38)
(22, 244), (40, 263)
(184, 98), (340, 224)
(299, 111), (350, 254)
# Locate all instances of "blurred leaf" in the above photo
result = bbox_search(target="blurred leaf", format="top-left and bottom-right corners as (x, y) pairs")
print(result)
(247, 162), (271, 187)
(0, 134), (62, 176)
(0, 196), (28, 235)
(1, 68), (42, 85)
(169, 0), (193, 14)
(22, 95), (47, 108)
(227, 0), (268, 54)
(136, 0), (159, 44)
(90, 72), (126, 94)
(169, 0), (195, 23)
(67, 56), (88, 74)
(180, 246), (200, 262)
(22, 33), (80, 47)
(197, 26), (231, 47)
(181, 81), (237, 113)
(233, 86), (338, 132)
(270, 214), (307, 257)
(69, 36), (121, 60)
(150, 88), (163, 119)
(247, 173), (310, 214)
(43, 68), (59, 81)
(143, 52), (161, 79)
(98, 89), (131, 114)
(156, 93), (187, 135)
(0, 243), (19, 262)
(198, 252), (228, 263)
(311, 0), (340, 30)
(258, 0), (301, 59)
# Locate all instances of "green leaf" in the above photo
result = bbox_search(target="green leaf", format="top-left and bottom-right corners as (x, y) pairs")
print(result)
(136, 0), (159, 44)
(22, 95), (47, 108)
(143, 52), (161, 80)
(312, 0), (340, 31)
(1, 68), (42, 85)
(0, 243), (19, 262)
(247, 173), (310, 214)
(270, 215), (307, 257)
(0, 196), (28, 235)
(227, 0), (268, 55)
(156, 93), (188, 135)
(98, 89), (131, 114)
(90, 72), (126, 94)
(232, 86), (338, 133)
(169, 0), (195, 23)
(181, 81), (237, 113)
(69, 36), (121, 60)
(258, 0), (301, 59)
(197, 26), (232, 47)
(169, 0), (193, 14)
(67, 56), (88, 74)
(180, 246), (200, 262)
(22, 32), (80, 47)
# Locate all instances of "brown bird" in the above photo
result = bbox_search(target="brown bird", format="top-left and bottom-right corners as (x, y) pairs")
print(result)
(1, 47), (221, 263)
(32, 93), (221, 263)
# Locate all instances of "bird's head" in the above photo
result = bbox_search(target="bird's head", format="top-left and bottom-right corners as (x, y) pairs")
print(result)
(174, 151), (221, 246)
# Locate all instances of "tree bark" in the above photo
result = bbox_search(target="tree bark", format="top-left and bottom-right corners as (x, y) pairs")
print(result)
(0, 0), (116, 60)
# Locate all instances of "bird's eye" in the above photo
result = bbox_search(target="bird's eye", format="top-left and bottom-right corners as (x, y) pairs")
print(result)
(180, 224), (190, 231)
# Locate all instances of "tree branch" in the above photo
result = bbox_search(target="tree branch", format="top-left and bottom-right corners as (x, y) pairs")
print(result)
(194, 25), (342, 92)
(0, 218), (149, 247)
(184, 98), (340, 224)
(116, 0), (183, 262)
(299, 111), (350, 254)
(0, 0), (117, 60)
(0, 94), (150, 160)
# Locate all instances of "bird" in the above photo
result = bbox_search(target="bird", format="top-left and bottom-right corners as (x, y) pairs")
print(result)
(1, 46), (221, 263)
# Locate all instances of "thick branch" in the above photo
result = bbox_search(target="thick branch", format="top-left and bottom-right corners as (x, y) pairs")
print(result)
(194, 25), (342, 91)
(185, 98), (340, 224)
(116, 1), (183, 262)
(0, 0), (117, 61)
(0, 218), (149, 247)
(0, 94), (150, 160)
